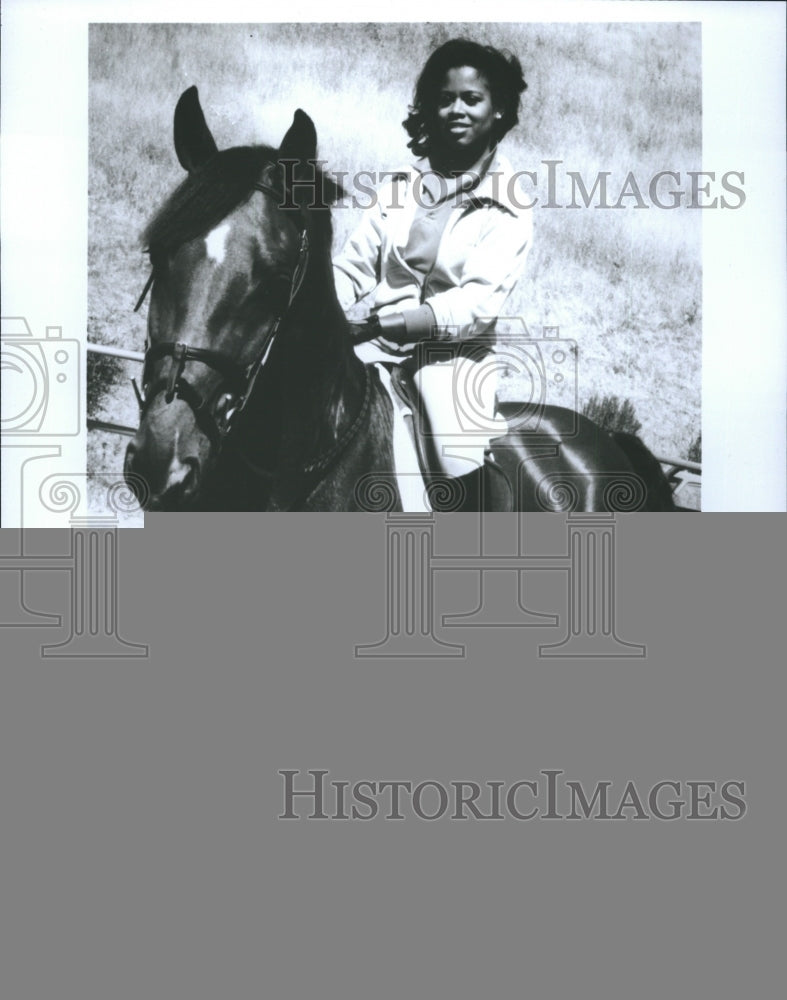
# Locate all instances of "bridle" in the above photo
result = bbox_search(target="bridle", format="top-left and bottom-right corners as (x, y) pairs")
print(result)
(133, 181), (310, 448)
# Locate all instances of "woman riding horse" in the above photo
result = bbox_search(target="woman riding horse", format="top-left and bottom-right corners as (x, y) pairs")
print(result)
(124, 77), (674, 511)
(334, 39), (530, 511)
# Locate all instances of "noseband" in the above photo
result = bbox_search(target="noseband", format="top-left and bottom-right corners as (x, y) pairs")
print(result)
(134, 181), (310, 447)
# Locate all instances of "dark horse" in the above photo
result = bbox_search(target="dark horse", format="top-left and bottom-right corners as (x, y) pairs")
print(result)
(124, 88), (675, 512)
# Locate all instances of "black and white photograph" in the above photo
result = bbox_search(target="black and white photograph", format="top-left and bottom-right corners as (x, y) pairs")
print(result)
(85, 20), (707, 512)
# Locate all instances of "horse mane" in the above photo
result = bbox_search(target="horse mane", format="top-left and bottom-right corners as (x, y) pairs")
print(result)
(142, 145), (344, 262)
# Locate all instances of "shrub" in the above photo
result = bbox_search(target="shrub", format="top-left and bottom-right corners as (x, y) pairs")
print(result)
(582, 394), (642, 436)
(87, 352), (123, 416)
(687, 433), (702, 463)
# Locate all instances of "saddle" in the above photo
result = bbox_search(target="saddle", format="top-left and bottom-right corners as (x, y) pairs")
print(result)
(379, 362), (514, 512)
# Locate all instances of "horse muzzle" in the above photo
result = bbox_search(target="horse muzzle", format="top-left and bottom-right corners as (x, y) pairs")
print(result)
(124, 441), (202, 511)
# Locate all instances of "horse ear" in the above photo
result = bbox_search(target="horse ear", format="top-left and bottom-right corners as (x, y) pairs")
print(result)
(279, 109), (317, 167)
(174, 86), (219, 173)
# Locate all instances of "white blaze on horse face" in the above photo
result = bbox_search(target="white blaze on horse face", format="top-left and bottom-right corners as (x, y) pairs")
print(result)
(164, 429), (192, 492)
(205, 222), (232, 265)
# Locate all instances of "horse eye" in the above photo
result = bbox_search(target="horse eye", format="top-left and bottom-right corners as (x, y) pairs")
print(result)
(261, 264), (288, 289)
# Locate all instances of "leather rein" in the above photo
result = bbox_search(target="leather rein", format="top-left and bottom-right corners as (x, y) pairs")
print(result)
(133, 181), (310, 448)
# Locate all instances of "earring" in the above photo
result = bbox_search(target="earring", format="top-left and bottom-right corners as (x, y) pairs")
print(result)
(494, 112), (502, 119)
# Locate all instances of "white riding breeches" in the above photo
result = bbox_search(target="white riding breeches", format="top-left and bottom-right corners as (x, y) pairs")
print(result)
(411, 357), (509, 477)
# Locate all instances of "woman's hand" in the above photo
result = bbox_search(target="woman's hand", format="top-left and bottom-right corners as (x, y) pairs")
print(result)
(348, 309), (448, 353)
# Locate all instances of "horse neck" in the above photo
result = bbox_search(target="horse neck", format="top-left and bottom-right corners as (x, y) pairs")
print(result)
(245, 216), (366, 483)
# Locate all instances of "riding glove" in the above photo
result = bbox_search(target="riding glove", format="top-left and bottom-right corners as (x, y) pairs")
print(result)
(349, 305), (451, 351)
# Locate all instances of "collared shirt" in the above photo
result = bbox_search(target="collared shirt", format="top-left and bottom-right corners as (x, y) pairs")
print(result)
(333, 149), (533, 364)
(400, 147), (498, 277)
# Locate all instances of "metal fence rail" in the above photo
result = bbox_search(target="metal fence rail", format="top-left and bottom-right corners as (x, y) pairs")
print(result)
(87, 417), (137, 437)
(655, 456), (702, 474)
(88, 341), (145, 364)
(87, 342), (143, 436)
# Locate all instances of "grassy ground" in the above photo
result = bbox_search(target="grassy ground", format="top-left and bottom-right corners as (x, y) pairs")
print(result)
(88, 21), (701, 484)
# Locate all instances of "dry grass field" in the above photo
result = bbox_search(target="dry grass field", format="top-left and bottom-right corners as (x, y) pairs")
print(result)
(88, 21), (702, 489)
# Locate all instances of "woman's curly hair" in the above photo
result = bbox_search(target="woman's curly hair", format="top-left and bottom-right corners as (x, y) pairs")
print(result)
(403, 39), (527, 158)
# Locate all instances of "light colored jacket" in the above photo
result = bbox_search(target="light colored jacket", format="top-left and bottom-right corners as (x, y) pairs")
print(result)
(333, 151), (533, 361)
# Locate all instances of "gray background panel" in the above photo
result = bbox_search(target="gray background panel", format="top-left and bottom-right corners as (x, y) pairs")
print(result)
(0, 515), (784, 999)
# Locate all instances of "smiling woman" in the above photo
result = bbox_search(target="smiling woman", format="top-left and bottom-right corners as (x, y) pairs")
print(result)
(333, 39), (531, 510)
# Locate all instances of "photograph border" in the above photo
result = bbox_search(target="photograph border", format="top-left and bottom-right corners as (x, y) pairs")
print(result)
(2, 1), (785, 524)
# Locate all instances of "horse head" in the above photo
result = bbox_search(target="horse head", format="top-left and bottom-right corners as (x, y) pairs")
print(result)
(125, 87), (327, 510)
